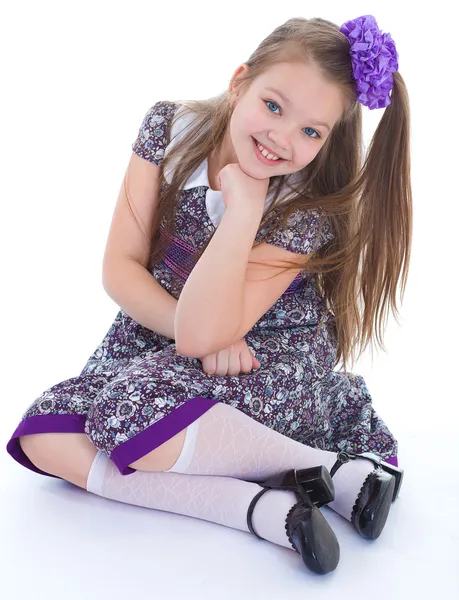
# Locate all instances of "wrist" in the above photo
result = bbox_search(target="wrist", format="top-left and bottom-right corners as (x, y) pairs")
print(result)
(225, 201), (264, 223)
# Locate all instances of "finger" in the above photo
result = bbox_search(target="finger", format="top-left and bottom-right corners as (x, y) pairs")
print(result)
(215, 347), (230, 376)
(250, 354), (260, 369)
(201, 354), (217, 375)
(227, 345), (241, 376)
(239, 348), (253, 373)
(247, 346), (260, 370)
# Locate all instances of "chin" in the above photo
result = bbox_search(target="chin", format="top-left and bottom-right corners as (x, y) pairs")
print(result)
(238, 152), (274, 179)
(239, 162), (269, 180)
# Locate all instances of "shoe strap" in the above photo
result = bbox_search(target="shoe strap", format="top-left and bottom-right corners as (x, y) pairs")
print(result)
(330, 450), (356, 478)
(246, 487), (271, 540)
(330, 449), (384, 478)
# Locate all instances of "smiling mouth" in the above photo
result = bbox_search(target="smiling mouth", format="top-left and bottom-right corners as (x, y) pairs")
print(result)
(252, 137), (286, 162)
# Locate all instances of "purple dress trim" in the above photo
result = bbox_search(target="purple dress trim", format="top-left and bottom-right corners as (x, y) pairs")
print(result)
(385, 455), (398, 467)
(6, 413), (87, 478)
(6, 398), (220, 478)
(111, 397), (219, 475)
(6, 405), (399, 476)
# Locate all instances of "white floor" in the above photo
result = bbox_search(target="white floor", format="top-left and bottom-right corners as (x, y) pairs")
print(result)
(1, 422), (458, 600)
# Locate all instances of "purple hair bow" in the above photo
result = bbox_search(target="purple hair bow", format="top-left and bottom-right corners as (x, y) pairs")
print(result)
(339, 15), (399, 110)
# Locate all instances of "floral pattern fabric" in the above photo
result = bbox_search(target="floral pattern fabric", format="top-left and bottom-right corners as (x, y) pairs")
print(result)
(6, 100), (398, 478)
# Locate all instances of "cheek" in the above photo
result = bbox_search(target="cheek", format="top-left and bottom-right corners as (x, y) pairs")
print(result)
(249, 114), (268, 132)
(237, 105), (265, 134)
(299, 143), (322, 164)
(289, 146), (320, 171)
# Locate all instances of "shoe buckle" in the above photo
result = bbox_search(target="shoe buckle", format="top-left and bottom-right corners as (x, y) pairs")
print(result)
(337, 450), (355, 464)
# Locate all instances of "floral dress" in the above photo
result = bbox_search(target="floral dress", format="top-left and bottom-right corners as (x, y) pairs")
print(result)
(6, 101), (399, 479)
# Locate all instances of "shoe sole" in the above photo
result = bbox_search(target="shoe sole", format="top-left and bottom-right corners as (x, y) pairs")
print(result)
(289, 505), (340, 574)
(358, 474), (396, 539)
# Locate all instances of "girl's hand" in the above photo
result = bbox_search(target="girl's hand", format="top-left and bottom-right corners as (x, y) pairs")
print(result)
(218, 163), (270, 215)
(199, 339), (261, 376)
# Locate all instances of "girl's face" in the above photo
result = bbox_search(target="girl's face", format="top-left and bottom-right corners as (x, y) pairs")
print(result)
(226, 61), (345, 179)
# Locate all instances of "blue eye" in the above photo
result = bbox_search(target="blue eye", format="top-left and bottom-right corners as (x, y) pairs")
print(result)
(265, 100), (321, 139)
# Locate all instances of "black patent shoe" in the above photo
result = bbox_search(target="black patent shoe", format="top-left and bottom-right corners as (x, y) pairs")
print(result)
(246, 487), (340, 574)
(251, 465), (335, 507)
(330, 450), (402, 540)
(331, 450), (404, 501)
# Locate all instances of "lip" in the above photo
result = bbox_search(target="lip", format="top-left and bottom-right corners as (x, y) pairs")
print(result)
(252, 137), (286, 164)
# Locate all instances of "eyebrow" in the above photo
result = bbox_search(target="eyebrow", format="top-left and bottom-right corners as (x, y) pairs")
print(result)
(264, 86), (331, 132)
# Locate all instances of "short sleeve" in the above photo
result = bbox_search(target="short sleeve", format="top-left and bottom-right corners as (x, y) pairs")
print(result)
(254, 208), (335, 255)
(131, 100), (177, 166)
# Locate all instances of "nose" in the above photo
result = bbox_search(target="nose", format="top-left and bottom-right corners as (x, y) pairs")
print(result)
(268, 132), (290, 157)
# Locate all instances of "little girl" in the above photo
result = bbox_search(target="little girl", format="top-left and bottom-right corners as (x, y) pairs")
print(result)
(6, 15), (410, 575)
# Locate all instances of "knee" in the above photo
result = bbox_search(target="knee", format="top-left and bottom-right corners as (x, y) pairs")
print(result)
(19, 433), (99, 489)
(128, 429), (187, 471)
(19, 433), (51, 472)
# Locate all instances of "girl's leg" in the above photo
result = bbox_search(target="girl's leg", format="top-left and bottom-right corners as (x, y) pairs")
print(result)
(20, 403), (393, 526)
(19, 432), (98, 490)
(20, 435), (340, 571)
(87, 450), (303, 551)
(136, 403), (391, 522)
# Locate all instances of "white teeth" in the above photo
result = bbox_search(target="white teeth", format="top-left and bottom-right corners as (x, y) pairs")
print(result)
(256, 141), (280, 160)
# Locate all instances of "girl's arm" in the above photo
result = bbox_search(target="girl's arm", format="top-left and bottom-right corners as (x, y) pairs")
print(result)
(175, 204), (262, 357)
(104, 258), (177, 341)
(103, 152), (177, 341)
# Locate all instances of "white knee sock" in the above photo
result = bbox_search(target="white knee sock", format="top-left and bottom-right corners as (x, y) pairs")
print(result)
(87, 450), (302, 550)
(164, 403), (377, 521)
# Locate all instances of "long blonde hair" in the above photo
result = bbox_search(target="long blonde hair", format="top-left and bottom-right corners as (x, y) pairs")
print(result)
(125, 16), (412, 374)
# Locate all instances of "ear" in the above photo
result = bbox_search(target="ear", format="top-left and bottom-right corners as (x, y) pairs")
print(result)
(228, 63), (249, 104)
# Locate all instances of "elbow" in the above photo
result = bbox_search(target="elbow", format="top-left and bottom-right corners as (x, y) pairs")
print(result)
(175, 328), (213, 358)
(175, 329), (238, 359)
(175, 339), (207, 359)
(175, 344), (200, 359)
(174, 321), (208, 358)
(174, 310), (241, 358)
(174, 310), (217, 358)
(102, 263), (119, 296)
(174, 323), (229, 358)
(174, 329), (194, 357)
(102, 273), (114, 298)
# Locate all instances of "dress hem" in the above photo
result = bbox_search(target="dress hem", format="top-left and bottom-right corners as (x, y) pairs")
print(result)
(6, 413), (87, 478)
(111, 396), (220, 475)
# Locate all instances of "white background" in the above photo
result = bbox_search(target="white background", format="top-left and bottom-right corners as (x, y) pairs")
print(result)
(1, 0), (458, 598)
